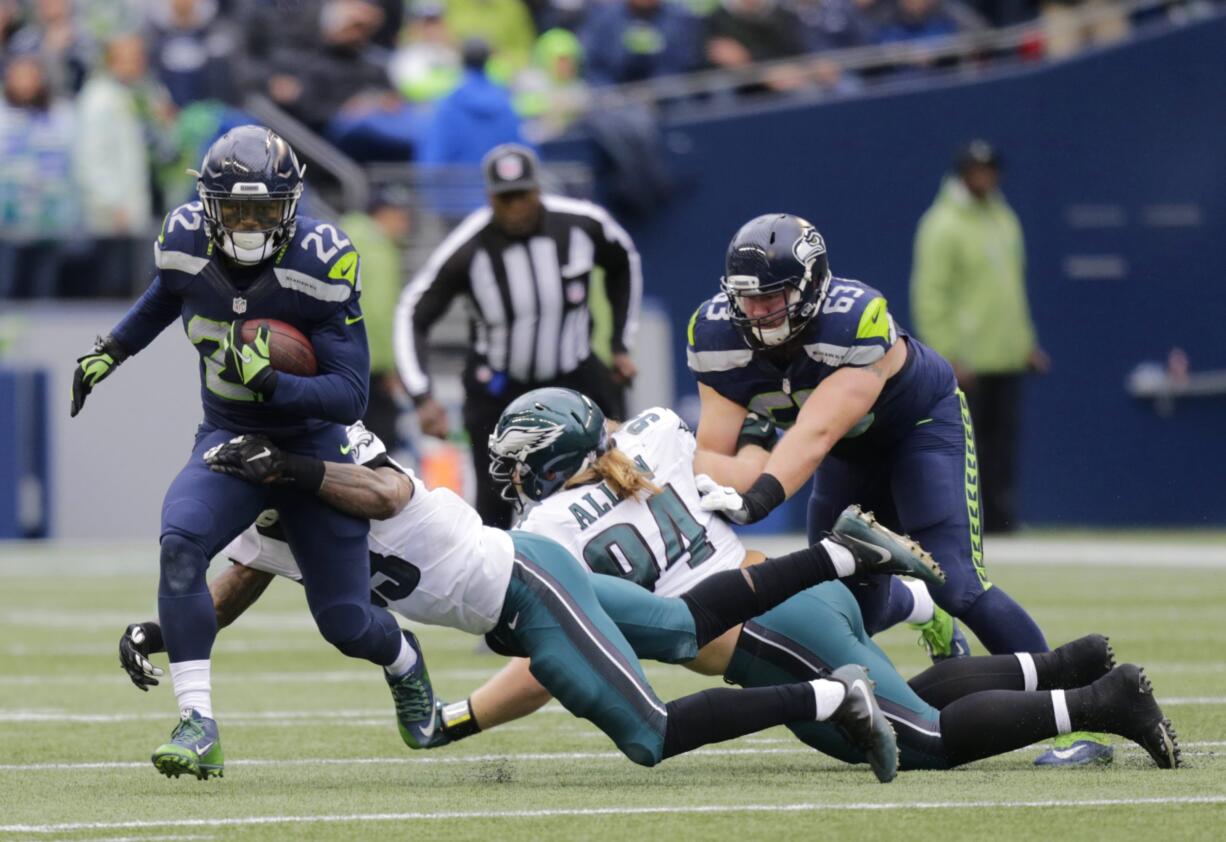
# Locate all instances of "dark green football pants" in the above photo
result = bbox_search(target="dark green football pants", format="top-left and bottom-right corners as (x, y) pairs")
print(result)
(725, 580), (949, 770)
(485, 531), (699, 766)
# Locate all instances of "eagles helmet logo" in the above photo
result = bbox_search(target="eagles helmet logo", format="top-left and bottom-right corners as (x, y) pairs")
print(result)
(792, 227), (826, 267)
(490, 422), (567, 459)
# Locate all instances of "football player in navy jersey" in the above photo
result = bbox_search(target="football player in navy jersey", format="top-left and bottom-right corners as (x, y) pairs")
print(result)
(687, 213), (1112, 765)
(68, 126), (429, 780)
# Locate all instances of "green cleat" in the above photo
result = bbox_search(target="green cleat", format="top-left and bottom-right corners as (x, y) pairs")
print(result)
(151, 709), (223, 780)
(831, 505), (946, 587)
(911, 606), (971, 662)
(388, 631), (442, 749)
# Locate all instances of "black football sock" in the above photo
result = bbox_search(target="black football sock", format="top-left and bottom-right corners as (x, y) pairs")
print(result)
(680, 545), (837, 647)
(910, 635), (1116, 710)
(909, 655), (1026, 708)
(939, 689), (1060, 766)
(662, 683), (816, 760)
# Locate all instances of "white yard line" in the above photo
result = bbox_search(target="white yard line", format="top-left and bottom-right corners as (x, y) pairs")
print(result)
(3, 695), (1224, 727)
(1, 742), (1221, 773)
(4, 796), (1226, 834)
(70, 839), (210, 842)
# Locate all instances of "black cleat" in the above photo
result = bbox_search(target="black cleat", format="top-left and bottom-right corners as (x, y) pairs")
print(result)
(1099, 664), (1182, 769)
(1050, 634), (1116, 688)
(824, 664), (898, 783)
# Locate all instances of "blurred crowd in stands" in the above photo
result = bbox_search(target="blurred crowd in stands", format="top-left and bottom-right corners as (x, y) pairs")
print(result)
(0, 0), (1215, 298)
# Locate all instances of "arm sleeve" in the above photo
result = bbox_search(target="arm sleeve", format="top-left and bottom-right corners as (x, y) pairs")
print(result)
(591, 212), (642, 354)
(909, 217), (962, 361)
(109, 273), (181, 355)
(267, 296), (370, 424)
(394, 248), (468, 401)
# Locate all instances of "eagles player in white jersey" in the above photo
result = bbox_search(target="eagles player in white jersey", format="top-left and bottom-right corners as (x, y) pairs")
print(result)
(119, 408), (1182, 772)
(442, 389), (1182, 771)
(120, 420), (961, 781)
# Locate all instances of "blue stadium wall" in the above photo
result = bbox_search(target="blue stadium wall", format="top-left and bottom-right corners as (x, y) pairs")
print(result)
(547, 14), (1226, 527)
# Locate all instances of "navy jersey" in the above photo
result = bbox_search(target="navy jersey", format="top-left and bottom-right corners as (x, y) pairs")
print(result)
(686, 278), (955, 457)
(110, 202), (369, 436)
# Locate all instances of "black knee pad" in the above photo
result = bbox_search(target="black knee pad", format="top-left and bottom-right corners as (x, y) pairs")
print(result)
(158, 533), (209, 596)
(314, 602), (372, 655)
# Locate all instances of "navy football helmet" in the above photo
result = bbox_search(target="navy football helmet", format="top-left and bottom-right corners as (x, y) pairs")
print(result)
(193, 125), (305, 265)
(720, 213), (831, 348)
(488, 388), (608, 506)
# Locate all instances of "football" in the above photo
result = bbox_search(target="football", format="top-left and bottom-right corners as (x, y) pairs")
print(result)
(239, 319), (318, 377)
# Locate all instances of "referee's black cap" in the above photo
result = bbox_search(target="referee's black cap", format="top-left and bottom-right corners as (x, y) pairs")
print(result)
(482, 144), (540, 195)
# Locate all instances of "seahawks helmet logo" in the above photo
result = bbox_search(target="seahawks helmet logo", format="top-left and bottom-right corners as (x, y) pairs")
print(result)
(792, 227), (826, 266)
(490, 422), (566, 459)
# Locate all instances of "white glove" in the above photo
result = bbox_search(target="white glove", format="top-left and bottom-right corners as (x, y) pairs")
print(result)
(695, 474), (745, 516)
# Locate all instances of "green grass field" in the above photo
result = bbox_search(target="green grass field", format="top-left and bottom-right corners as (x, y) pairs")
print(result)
(2, 535), (1225, 841)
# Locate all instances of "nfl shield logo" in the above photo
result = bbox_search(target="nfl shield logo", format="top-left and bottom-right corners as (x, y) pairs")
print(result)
(496, 155), (524, 181)
(232, 297), (247, 314)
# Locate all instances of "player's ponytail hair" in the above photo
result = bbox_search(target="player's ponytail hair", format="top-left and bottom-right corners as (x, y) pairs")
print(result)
(564, 447), (660, 501)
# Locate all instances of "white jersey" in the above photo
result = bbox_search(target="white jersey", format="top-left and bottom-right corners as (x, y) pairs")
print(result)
(222, 425), (514, 635)
(517, 407), (745, 597)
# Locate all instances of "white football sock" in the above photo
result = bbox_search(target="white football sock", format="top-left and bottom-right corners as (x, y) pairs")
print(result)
(170, 660), (213, 719)
(810, 678), (847, 721)
(821, 539), (857, 578)
(903, 578), (935, 624)
(385, 633), (418, 680)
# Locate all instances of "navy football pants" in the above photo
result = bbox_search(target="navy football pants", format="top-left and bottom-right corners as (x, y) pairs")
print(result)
(807, 390), (1047, 654)
(158, 423), (403, 666)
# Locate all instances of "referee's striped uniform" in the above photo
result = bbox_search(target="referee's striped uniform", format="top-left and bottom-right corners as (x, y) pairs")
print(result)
(394, 191), (642, 525)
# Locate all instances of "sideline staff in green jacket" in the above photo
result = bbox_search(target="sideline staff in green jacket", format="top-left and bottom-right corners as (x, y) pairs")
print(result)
(910, 140), (1049, 534)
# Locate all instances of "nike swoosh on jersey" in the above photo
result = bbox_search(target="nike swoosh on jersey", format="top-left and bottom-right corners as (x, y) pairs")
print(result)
(345, 314), (364, 325)
(508, 612), (520, 630)
(340, 443), (353, 455)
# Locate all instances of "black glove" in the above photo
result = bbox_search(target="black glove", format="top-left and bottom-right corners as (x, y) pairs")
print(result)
(119, 621), (164, 691)
(219, 320), (278, 399)
(203, 434), (325, 491)
(70, 334), (128, 417)
(736, 411), (779, 452)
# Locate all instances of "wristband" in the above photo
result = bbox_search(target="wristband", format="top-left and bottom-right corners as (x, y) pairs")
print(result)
(135, 621), (164, 654)
(440, 698), (481, 741)
(740, 473), (786, 524)
(281, 452), (326, 492)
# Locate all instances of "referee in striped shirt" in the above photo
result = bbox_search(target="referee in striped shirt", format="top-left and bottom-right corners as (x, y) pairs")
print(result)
(395, 144), (642, 527)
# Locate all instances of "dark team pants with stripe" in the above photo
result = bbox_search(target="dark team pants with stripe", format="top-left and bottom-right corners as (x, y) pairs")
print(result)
(806, 389), (1048, 655)
(157, 424), (403, 667)
(485, 532), (819, 767)
(725, 581), (1077, 770)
